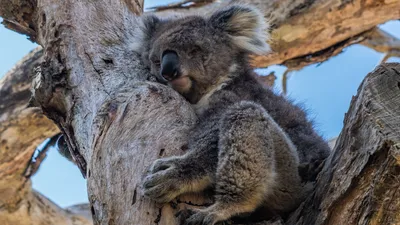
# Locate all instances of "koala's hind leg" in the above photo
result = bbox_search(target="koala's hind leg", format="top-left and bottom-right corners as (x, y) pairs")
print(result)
(184, 101), (278, 225)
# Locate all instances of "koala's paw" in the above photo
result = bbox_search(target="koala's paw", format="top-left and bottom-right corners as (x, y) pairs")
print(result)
(179, 208), (224, 225)
(142, 157), (185, 203)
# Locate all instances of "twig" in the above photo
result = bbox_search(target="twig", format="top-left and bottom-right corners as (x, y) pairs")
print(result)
(257, 71), (277, 87)
(147, 0), (215, 11)
(23, 134), (61, 178)
(282, 69), (292, 95)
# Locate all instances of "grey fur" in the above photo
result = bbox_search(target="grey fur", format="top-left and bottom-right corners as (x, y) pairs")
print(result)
(139, 5), (330, 225)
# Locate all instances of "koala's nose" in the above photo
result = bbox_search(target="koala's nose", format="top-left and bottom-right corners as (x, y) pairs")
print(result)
(160, 50), (179, 81)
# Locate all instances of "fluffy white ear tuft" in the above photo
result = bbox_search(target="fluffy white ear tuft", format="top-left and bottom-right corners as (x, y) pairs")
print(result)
(209, 5), (270, 55)
(130, 15), (160, 53)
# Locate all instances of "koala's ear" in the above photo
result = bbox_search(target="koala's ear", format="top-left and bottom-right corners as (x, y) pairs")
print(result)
(130, 14), (161, 52)
(209, 5), (270, 55)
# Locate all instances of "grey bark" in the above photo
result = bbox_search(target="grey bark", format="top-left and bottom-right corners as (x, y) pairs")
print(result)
(12, 1), (196, 224)
(287, 63), (400, 225)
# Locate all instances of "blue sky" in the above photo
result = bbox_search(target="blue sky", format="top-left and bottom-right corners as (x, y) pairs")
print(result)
(0, 2), (399, 208)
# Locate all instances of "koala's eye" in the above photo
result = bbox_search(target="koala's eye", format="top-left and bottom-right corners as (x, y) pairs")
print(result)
(150, 57), (161, 67)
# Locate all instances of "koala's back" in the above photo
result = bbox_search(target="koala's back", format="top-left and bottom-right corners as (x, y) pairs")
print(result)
(184, 71), (325, 216)
(195, 70), (330, 166)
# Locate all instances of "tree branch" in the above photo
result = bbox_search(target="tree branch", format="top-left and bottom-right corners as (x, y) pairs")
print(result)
(251, 0), (400, 67)
(0, 47), (91, 225)
(147, 0), (215, 11)
(287, 63), (400, 225)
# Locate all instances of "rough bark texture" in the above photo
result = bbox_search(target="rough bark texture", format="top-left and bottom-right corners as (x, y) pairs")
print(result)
(287, 63), (400, 225)
(0, 0), (400, 225)
(0, 48), (91, 225)
(251, 0), (400, 68)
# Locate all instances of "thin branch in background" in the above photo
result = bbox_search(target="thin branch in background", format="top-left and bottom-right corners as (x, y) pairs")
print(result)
(360, 27), (400, 65)
(147, 0), (215, 11)
(23, 134), (61, 178)
(277, 26), (400, 72)
(2, 19), (37, 42)
(124, 0), (144, 15)
(257, 71), (277, 87)
(282, 69), (292, 96)
(380, 53), (393, 64)
(281, 35), (366, 71)
(278, 26), (400, 95)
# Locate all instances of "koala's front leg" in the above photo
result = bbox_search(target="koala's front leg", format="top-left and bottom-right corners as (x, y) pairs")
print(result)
(142, 152), (215, 203)
(184, 102), (279, 225)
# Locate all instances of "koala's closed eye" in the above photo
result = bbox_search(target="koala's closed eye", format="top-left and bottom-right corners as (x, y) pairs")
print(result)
(150, 56), (161, 67)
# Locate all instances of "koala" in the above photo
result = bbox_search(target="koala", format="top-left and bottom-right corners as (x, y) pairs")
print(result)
(136, 5), (330, 225)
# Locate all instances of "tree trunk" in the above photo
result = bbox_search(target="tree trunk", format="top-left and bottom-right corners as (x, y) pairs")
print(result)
(0, 0), (399, 225)
(287, 63), (400, 225)
(2, 1), (198, 224)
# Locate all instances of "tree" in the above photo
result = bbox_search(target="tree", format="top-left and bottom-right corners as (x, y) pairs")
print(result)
(0, 0), (399, 224)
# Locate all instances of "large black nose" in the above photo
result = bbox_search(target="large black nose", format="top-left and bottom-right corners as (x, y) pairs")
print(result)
(160, 50), (179, 81)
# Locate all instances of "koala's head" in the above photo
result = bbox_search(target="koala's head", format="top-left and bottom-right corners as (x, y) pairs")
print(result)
(136, 5), (270, 103)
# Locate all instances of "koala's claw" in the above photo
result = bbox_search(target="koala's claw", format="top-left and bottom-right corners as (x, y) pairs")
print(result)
(180, 209), (221, 225)
(150, 158), (177, 173)
(143, 169), (172, 189)
(142, 170), (182, 202)
(142, 158), (184, 203)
